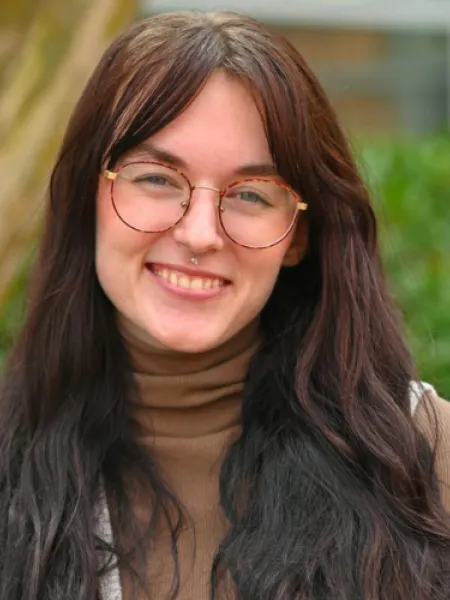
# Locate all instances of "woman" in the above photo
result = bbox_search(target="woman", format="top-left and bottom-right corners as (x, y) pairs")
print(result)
(1, 10), (449, 600)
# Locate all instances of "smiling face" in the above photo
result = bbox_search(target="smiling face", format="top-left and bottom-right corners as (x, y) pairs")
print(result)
(96, 70), (301, 353)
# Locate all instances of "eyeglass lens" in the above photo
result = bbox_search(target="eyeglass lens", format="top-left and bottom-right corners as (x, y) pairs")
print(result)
(111, 162), (300, 248)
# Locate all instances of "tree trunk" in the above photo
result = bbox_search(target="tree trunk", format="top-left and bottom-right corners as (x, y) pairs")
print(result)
(0, 0), (138, 309)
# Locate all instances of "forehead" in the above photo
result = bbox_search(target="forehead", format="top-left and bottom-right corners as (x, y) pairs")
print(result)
(126, 71), (272, 177)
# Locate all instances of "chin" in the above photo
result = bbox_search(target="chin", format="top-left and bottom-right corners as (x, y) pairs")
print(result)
(151, 326), (225, 354)
(161, 337), (219, 354)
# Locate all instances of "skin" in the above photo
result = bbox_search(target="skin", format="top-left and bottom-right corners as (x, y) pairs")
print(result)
(96, 70), (303, 353)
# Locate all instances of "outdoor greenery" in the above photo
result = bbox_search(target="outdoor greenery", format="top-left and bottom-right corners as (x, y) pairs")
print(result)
(359, 135), (450, 398)
(0, 135), (449, 398)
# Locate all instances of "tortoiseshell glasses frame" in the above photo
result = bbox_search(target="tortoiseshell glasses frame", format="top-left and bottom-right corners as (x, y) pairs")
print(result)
(103, 160), (308, 249)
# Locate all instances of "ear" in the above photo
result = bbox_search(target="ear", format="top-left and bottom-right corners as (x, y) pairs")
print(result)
(282, 217), (308, 267)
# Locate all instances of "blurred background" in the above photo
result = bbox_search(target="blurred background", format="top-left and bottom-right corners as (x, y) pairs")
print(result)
(1, 0), (449, 395)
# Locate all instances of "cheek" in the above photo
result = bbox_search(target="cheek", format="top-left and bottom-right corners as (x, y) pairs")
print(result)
(95, 185), (146, 303)
(96, 180), (149, 259)
(96, 180), (120, 242)
(240, 240), (291, 307)
(96, 187), (122, 277)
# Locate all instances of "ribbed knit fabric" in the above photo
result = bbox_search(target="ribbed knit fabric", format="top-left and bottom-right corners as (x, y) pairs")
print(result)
(114, 314), (450, 600)
(117, 315), (261, 600)
(413, 390), (450, 512)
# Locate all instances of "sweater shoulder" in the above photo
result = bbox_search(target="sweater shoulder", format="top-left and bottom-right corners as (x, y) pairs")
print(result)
(412, 383), (450, 512)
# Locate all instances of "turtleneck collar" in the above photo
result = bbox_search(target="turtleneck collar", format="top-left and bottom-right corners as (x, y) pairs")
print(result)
(117, 315), (261, 438)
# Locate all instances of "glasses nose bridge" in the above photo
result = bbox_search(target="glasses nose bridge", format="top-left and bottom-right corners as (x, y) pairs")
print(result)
(174, 183), (225, 252)
(191, 183), (222, 207)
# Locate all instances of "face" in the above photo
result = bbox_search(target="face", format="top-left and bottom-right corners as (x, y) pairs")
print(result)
(96, 70), (301, 353)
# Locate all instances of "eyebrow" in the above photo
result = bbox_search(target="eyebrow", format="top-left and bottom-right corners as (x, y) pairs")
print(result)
(125, 142), (279, 178)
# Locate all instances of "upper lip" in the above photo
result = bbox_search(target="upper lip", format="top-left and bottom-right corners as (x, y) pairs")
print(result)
(147, 262), (231, 282)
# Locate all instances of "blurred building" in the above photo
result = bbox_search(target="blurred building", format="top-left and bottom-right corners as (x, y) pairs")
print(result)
(143, 0), (450, 135)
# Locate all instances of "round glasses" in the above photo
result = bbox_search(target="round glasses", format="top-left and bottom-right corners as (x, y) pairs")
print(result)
(103, 161), (307, 249)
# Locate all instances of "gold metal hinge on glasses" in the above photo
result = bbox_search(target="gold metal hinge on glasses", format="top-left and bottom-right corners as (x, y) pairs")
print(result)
(103, 170), (117, 181)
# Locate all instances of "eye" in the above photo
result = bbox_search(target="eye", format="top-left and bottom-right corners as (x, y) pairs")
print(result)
(136, 174), (171, 186)
(236, 189), (271, 207)
(237, 190), (266, 204)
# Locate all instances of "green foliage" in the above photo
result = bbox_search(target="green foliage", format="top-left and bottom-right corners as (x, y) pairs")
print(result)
(0, 251), (32, 369)
(1, 136), (449, 398)
(358, 135), (450, 398)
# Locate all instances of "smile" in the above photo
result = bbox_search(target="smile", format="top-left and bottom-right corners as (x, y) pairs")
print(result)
(154, 268), (226, 289)
(147, 264), (229, 295)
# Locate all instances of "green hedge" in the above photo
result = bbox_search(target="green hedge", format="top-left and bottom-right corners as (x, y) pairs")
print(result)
(359, 135), (450, 398)
(1, 136), (449, 398)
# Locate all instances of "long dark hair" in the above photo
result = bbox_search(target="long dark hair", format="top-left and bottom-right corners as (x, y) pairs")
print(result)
(1, 11), (449, 600)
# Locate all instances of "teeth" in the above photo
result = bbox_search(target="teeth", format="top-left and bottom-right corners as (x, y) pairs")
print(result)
(190, 278), (203, 289)
(153, 268), (226, 290)
(177, 275), (190, 289)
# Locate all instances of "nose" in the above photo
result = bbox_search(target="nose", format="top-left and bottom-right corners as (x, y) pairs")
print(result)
(172, 186), (224, 255)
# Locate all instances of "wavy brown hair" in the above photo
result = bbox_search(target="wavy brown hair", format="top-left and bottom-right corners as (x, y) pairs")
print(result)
(1, 11), (450, 600)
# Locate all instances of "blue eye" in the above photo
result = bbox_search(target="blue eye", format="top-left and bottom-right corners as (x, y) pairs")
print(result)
(237, 190), (270, 206)
(138, 174), (169, 186)
(240, 191), (260, 202)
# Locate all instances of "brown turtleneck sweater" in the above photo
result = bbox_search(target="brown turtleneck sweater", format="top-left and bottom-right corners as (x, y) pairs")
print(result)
(117, 315), (450, 600)
(118, 315), (261, 600)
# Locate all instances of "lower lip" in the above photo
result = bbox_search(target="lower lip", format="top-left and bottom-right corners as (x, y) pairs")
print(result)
(146, 266), (230, 300)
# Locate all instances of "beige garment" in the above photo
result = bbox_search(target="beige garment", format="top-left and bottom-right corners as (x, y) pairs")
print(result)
(118, 314), (261, 600)
(117, 313), (450, 599)
(414, 391), (450, 512)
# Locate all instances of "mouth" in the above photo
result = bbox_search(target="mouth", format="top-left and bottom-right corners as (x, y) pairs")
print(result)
(146, 263), (231, 296)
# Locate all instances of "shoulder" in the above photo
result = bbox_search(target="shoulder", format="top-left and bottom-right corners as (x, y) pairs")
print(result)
(411, 381), (450, 437)
(411, 382), (450, 511)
